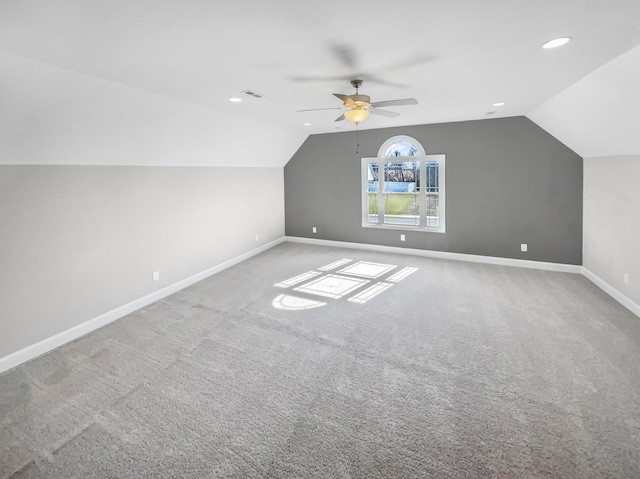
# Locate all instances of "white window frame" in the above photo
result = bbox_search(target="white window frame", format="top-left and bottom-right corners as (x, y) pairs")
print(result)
(361, 136), (446, 233)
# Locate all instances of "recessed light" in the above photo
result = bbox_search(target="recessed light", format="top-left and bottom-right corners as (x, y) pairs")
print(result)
(303, 123), (311, 126)
(542, 37), (571, 49)
(492, 102), (506, 107)
(229, 97), (242, 102)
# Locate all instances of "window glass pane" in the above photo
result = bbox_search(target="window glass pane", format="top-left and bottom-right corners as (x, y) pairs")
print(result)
(366, 163), (379, 224)
(425, 161), (439, 193)
(363, 143), (444, 232)
(425, 160), (439, 228)
(426, 193), (439, 228)
(383, 141), (419, 158)
(383, 161), (419, 226)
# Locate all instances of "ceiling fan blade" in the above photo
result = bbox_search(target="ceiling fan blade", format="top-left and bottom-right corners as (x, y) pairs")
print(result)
(361, 74), (407, 88)
(290, 74), (353, 83)
(330, 43), (358, 69)
(334, 114), (345, 122)
(371, 98), (419, 108)
(370, 109), (401, 118)
(334, 93), (355, 107)
(297, 107), (344, 112)
(383, 53), (434, 72)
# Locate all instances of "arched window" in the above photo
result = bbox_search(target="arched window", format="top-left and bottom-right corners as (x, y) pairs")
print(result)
(362, 135), (445, 232)
(380, 139), (422, 158)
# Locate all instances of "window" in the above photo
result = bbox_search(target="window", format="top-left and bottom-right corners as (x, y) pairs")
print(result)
(362, 136), (445, 233)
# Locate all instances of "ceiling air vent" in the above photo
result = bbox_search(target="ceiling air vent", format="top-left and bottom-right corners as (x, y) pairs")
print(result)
(242, 90), (265, 99)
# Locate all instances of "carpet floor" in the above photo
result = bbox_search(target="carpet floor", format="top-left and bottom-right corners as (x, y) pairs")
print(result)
(2, 242), (640, 478)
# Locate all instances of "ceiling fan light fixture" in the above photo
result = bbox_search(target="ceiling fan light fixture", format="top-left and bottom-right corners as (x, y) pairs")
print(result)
(344, 108), (370, 124)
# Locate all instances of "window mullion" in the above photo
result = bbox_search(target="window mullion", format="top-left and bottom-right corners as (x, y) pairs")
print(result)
(419, 159), (427, 227)
(377, 163), (384, 224)
(437, 157), (444, 231)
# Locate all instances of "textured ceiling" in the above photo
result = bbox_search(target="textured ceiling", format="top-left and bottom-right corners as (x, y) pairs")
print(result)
(1, 0), (640, 160)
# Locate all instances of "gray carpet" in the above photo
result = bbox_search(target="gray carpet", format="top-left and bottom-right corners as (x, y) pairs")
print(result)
(2, 242), (640, 478)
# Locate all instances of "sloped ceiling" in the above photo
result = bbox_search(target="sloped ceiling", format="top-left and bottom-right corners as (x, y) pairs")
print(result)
(529, 44), (640, 158)
(1, 0), (639, 166)
(0, 51), (306, 167)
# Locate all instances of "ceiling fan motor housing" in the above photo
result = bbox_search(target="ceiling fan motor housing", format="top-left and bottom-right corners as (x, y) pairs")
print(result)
(350, 94), (371, 105)
(300, 79), (417, 124)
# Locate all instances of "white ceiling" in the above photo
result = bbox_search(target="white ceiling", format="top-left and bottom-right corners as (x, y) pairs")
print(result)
(529, 44), (640, 158)
(1, 0), (640, 163)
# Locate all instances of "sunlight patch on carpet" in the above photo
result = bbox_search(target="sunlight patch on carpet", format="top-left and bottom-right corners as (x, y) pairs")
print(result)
(294, 274), (369, 299)
(272, 258), (417, 308)
(337, 261), (397, 279)
(274, 271), (321, 288)
(388, 267), (418, 282)
(348, 282), (393, 304)
(272, 294), (327, 310)
(318, 258), (353, 271)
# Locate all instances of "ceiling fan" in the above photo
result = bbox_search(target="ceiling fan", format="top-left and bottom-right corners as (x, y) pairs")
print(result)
(297, 80), (418, 124)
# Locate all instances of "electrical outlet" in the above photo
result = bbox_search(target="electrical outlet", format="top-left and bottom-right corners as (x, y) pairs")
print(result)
(312, 226), (317, 233)
(624, 273), (630, 285)
(521, 243), (528, 252)
(255, 235), (259, 242)
(153, 271), (160, 282)
(400, 234), (406, 241)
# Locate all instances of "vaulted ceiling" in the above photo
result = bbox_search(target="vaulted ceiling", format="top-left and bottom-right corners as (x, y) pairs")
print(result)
(1, 0), (639, 166)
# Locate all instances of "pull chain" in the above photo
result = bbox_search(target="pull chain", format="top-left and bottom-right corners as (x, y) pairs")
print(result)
(355, 123), (360, 155)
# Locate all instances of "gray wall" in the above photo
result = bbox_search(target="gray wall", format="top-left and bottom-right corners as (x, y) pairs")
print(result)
(285, 116), (583, 264)
(0, 165), (284, 359)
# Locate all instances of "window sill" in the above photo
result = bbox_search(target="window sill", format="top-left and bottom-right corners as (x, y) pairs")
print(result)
(362, 223), (446, 234)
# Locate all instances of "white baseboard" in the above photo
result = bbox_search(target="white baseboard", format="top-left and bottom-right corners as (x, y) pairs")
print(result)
(285, 236), (582, 274)
(0, 237), (285, 375)
(286, 236), (639, 319)
(581, 267), (640, 318)
(3, 237), (636, 375)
